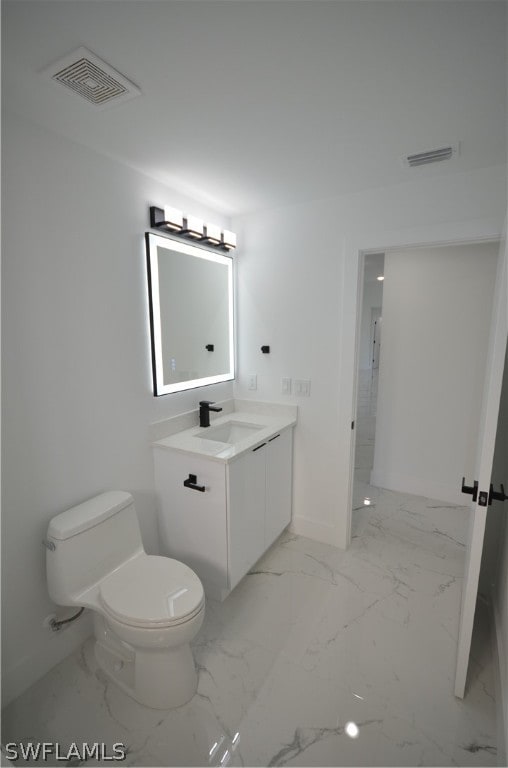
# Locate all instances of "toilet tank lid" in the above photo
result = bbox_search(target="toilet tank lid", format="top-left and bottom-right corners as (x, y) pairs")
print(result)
(48, 491), (134, 541)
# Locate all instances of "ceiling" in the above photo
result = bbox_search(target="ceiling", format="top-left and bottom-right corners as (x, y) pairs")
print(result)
(3, 0), (506, 215)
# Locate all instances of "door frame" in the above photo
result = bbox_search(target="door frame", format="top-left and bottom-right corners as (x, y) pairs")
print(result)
(336, 216), (504, 550)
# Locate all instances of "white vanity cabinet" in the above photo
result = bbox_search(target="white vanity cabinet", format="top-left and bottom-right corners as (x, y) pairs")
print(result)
(264, 429), (294, 547)
(153, 426), (293, 600)
(228, 429), (293, 590)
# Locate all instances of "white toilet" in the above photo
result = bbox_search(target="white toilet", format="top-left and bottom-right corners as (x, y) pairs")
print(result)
(46, 490), (205, 710)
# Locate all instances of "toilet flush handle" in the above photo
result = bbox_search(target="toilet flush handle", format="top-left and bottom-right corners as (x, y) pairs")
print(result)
(42, 539), (56, 551)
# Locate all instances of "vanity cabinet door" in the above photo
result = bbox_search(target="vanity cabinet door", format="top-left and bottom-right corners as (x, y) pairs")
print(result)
(153, 448), (228, 594)
(227, 444), (266, 590)
(265, 429), (293, 546)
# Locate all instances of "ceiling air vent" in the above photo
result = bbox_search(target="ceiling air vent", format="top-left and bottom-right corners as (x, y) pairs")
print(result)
(42, 47), (141, 109)
(404, 144), (458, 168)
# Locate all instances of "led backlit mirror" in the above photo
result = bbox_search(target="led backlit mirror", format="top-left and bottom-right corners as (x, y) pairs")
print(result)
(145, 232), (235, 395)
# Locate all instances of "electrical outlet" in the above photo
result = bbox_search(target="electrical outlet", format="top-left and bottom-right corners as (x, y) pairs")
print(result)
(248, 374), (257, 390)
(281, 377), (292, 394)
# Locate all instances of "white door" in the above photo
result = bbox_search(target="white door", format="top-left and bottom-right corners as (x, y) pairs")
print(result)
(455, 239), (508, 698)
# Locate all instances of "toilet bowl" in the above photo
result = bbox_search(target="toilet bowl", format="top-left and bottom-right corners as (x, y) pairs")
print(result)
(46, 491), (204, 709)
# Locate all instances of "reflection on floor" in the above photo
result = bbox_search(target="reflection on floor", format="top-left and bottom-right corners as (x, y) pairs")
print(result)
(2, 368), (498, 766)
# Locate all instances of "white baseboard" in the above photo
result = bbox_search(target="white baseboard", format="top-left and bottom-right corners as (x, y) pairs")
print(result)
(2, 613), (93, 709)
(290, 516), (344, 549)
(370, 469), (465, 505)
(492, 597), (508, 765)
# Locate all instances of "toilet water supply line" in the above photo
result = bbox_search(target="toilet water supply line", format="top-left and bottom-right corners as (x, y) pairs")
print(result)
(43, 538), (85, 630)
(50, 608), (85, 632)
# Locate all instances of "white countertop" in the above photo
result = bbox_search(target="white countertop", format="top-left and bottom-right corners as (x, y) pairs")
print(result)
(152, 401), (297, 463)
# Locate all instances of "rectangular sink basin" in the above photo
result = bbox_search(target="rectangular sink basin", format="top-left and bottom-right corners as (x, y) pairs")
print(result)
(198, 421), (264, 445)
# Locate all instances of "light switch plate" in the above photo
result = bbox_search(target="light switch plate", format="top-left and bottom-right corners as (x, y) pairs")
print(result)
(248, 374), (257, 390)
(294, 379), (311, 396)
(281, 377), (292, 394)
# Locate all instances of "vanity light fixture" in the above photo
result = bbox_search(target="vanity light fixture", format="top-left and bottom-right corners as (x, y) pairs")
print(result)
(223, 230), (237, 251)
(377, 275), (385, 281)
(204, 223), (222, 245)
(149, 206), (184, 232)
(149, 206), (237, 252)
(183, 215), (204, 239)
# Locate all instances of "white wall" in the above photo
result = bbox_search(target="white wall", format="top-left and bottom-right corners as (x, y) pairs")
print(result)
(234, 165), (506, 546)
(1, 112), (234, 706)
(371, 244), (498, 504)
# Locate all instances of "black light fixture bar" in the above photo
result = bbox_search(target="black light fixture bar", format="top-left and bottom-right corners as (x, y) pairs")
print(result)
(149, 206), (237, 253)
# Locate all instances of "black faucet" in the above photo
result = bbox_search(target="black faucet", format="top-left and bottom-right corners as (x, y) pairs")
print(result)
(199, 400), (223, 428)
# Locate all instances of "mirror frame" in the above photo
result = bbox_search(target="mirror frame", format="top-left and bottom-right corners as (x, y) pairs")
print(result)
(145, 232), (235, 396)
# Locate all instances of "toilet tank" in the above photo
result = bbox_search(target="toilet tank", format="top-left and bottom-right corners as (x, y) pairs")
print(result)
(46, 491), (144, 606)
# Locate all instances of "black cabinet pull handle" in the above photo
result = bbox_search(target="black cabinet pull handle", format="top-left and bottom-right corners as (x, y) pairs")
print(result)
(269, 433), (280, 442)
(183, 474), (205, 492)
(461, 477), (478, 502)
(252, 443), (266, 452)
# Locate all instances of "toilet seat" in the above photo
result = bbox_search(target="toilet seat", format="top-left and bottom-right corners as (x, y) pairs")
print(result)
(100, 555), (204, 629)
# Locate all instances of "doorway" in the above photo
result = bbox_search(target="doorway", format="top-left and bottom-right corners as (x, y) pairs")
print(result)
(352, 253), (384, 534)
(347, 238), (504, 700)
(352, 241), (498, 511)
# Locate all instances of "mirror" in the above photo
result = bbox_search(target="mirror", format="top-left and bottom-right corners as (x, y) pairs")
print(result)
(145, 232), (235, 395)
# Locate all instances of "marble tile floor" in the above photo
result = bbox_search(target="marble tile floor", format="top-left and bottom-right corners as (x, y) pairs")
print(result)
(2, 489), (499, 767)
